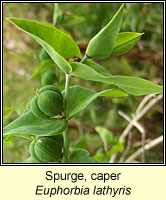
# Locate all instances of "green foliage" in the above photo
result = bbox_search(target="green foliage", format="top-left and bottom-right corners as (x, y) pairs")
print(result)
(86, 4), (124, 59)
(71, 62), (162, 95)
(31, 59), (55, 79)
(39, 49), (50, 61)
(111, 32), (144, 55)
(7, 18), (81, 59)
(65, 85), (127, 120)
(68, 149), (97, 163)
(95, 126), (114, 146)
(41, 71), (57, 86)
(7, 17), (81, 73)
(4, 3), (163, 163)
(3, 111), (66, 138)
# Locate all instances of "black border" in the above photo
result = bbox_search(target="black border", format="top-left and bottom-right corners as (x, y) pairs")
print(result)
(1, 1), (165, 166)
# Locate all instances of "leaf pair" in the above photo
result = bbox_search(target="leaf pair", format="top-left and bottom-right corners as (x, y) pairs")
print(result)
(3, 85), (126, 138)
(6, 4), (142, 73)
(6, 5), (163, 96)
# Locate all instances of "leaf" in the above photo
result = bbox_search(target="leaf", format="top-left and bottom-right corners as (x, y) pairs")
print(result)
(95, 126), (114, 146)
(7, 18), (81, 73)
(71, 62), (163, 96)
(86, 4), (124, 59)
(31, 59), (55, 79)
(3, 107), (13, 120)
(64, 85), (127, 120)
(61, 15), (85, 26)
(107, 142), (124, 158)
(7, 18), (81, 59)
(73, 138), (87, 150)
(93, 148), (106, 163)
(68, 149), (97, 163)
(111, 32), (144, 55)
(3, 111), (66, 139)
(84, 60), (111, 76)
(53, 3), (63, 25)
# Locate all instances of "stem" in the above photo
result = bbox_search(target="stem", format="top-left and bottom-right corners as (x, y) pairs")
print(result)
(62, 127), (69, 163)
(80, 54), (88, 63)
(62, 73), (71, 163)
(64, 73), (72, 118)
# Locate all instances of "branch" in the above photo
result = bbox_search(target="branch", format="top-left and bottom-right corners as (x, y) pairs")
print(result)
(124, 135), (163, 163)
(109, 94), (163, 163)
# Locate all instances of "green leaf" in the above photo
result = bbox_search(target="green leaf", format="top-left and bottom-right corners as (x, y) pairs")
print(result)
(71, 62), (163, 96)
(7, 18), (81, 59)
(64, 85), (127, 120)
(61, 15), (85, 26)
(68, 149), (97, 163)
(3, 111), (66, 139)
(107, 142), (124, 158)
(86, 4), (124, 59)
(7, 18), (81, 73)
(93, 148), (106, 163)
(111, 32), (144, 55)
(3, 107), (13, 120)
(53, 3), (63, 25)
(95, 126), (114, 146)
(31, 59), (55, 79)
(84, 60), (111, 76)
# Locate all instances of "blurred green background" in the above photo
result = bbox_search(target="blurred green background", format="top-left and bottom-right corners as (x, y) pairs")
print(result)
(3, 3), (163, 163)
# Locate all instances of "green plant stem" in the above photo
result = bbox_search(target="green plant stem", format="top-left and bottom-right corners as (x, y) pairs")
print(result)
(64, 73), (72, 117)
(62, 127), (69, 163)
(62, 73), (71, 163)
(80, 54), (88, 63)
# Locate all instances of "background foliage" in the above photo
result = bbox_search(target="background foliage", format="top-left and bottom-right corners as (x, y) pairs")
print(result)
(3, 3), (163, 163)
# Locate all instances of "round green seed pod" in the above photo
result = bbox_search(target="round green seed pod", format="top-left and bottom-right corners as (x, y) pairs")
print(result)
(37, 90), (63, 116)
(30, 86), (63, 119)
(39, 49), (50, 61)
(30, 135), (63, 163)
(41, 71), (57, 86)
(39, 85), (62, 98)
(30, 95), (49, 119)
(29, 141), (43, 162)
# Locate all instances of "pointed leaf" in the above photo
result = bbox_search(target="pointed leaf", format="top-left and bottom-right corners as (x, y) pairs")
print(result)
(7, 18), (81, 73)
(86, 4), (124, 59)
(68, 149), (97, 163)
(31, 59), (55, 79)
(71, 62), (163, 96)
(64, 85), (127, 120)
(95, 126), (114, 146)
(111, 32), (144, 55)
(7, 18), (81, 59)
(3, 111), (66, 139)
